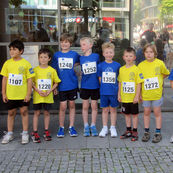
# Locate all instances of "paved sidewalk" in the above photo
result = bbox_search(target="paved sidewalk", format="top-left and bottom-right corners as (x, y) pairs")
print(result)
(0, 110), (173, 173)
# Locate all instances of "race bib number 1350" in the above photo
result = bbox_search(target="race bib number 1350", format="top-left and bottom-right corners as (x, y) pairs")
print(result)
(102, 72), (116, 84)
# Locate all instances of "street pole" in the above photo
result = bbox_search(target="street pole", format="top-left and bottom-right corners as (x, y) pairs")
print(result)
(58, 0), (61, 51)
(130, 0), (133, 46)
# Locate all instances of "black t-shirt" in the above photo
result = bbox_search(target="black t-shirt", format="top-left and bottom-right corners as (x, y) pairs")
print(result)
(142, 30), (156, 43)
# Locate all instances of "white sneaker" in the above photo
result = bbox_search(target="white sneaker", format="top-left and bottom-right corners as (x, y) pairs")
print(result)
(99, 128), (108, 137)
(110, 127), (117, 138)
(21, 133), (29, 144)
(170, 135), (173, 143)
(1, 133), (14, 144)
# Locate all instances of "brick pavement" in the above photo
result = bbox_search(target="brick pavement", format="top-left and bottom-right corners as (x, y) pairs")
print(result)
(0, 111), (173, 173)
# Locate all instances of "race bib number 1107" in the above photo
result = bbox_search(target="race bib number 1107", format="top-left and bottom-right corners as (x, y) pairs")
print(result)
(8, 73), (23, 86)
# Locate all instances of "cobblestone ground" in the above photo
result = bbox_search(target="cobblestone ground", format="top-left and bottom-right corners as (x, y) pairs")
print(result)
(0, 146), (173, 173)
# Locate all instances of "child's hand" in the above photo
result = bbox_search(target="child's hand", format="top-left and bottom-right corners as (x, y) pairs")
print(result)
(24, 95), (30, 102)
(45, 90), (51, 96)
(38, 90), (47, 97)
(133, 96), (139, 104)
(139, 95), (143, 103)
(2, 94), (8, 103)
(53, 89), (58, 95)
(118, 95), (121, 102)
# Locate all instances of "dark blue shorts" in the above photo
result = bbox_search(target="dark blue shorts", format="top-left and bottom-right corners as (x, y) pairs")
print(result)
(100, 95), (119, 108)
(33, 103), (52, 111)
(6, 100), (30, 110)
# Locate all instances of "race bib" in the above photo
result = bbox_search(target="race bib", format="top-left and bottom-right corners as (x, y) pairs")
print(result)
(102, 72), (116, 84)
(144, 77), (159, 90)
(59, 58), (73, 69)
(122, 82), (135, 93)
(8, 73), (23, 86)
(38, 79), (51, 90)
(82, 62), (97, 74)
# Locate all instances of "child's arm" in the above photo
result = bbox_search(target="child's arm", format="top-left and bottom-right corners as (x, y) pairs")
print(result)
(118, 82), (121, 102)
(24, 78), (33, 102)
(32, 82), (46, 97)
(163, 74), (169, 79)
(45, 83), (58, 96)
(99, 77), (101, 84)
(133, 83), (141, 104)
(2, 76), (8, 103)
(170, 81), (173, 89)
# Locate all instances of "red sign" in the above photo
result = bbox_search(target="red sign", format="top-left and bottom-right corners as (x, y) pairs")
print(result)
(102, 17), (115, 23)
(166, 24), (173, 28)
(76, 17), (81, 23)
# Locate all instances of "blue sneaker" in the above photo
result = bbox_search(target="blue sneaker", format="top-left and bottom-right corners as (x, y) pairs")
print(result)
(69, 127), (78, 137)
(57, 127), (64, 138)
(90, 125), (98, 136)
(84, 125), (90, 137)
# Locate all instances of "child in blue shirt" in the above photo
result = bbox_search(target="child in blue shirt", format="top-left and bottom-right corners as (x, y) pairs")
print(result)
(80, 37), (100, 137)
(52, 33), (80, 137)
(98, 42), (121, 137)
(168, 69), (173, 143)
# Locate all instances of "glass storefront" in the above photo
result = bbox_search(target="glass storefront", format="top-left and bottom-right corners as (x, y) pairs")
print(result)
(0, 0), (131, 109)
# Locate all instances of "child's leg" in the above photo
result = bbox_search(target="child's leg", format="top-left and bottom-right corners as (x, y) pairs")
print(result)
(82, 99), (89, 125)
(33, 110), (41, 131)
(44, 110), (50, 130)
(7, 108), (17, 132)
(59, 101), (67, 127)
(91, 100), (98, 125)
(132, 114), (138, 129)
(110, 107), (117, 126)
(143, 107), (151, 129)
(153, 106), (162, 129)
(102, 107), (109, 126)
(69, 100), (75, 127)
(124, 114), (131, 128)
(20, 106), (29, 131)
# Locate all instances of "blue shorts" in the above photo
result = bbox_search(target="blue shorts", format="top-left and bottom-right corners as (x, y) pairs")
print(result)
(100, 95), (119, 108)
(142, 97), (163, 108)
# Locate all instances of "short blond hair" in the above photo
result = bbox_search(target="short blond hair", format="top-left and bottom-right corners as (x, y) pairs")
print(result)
(102, 42), (115, 51)
(143, 43), (157, 57)
(80, 37), (94, 45)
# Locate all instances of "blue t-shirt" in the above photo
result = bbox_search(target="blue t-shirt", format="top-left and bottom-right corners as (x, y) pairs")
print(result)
(52, 50), (80, 91)
(80, 53), (100, 89)
(98, 61), (121, 95)
(168, 69), (173, 80)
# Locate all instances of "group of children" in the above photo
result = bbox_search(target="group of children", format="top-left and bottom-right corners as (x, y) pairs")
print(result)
(1, 33), (172, 144)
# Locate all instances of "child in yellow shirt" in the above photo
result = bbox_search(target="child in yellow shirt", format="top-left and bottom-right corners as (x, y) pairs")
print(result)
(1, 40), (35, 144)
(118, 47), (143, 141)
(138, 43), (169, 143)
(32, 48), (61, 143)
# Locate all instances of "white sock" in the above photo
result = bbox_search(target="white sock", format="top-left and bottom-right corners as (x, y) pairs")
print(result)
(84, 123), (89, 128)
(22, 131), (28, 134)
(103, 126), (108, 131)
(7, 131), (13, 135)
(110, 126), (115, 129)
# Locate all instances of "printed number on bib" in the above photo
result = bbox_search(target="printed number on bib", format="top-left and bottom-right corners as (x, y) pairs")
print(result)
(122, 82), (135, 93)
(144, 77), (159, 90)
(102, 72), (116, 84)
(82, 62), (96, 74)
(38, 79), (51, 90)
(59, 58), (73, 69)
(8, 73), (23, 86)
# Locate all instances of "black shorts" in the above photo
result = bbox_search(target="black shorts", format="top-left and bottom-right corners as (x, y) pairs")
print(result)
(121, 103), (139, 115)
(59, 88), (78, 102)
(80, 88), (100, 100)
(33, 103), (52, 111)
(6, 100), (30, 110)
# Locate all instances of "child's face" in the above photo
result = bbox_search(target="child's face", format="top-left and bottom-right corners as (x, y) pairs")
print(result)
(80, 40), (92, 54)
(123, 52), (136, 65)
(38, 53), (51, 66)
(9, 47), (23, 59)
(144, 47), (155, 62)
(103, 48), (114, 62)
(60, 40), (71, 52)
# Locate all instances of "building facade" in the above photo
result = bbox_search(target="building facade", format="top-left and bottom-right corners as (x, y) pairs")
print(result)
(0, 0), (132, 110)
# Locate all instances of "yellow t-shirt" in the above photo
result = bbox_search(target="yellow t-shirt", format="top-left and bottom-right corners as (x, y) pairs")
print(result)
(118, 65), (144, 103)
(0, 58), (35, 100)
(138, 58), (170, 101)
(33, 66), (61, 104)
